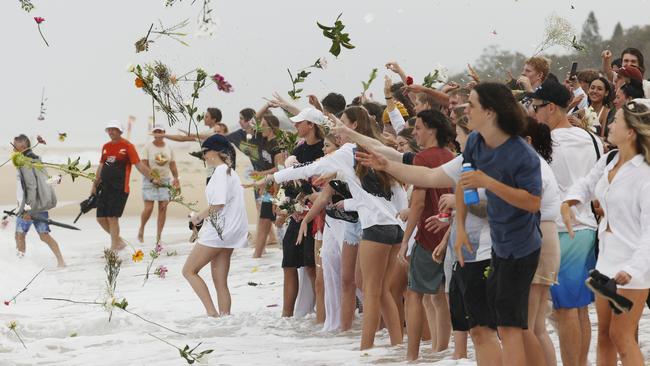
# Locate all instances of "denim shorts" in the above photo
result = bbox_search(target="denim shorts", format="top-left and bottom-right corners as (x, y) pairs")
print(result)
(16, 212), (50, 234)
(343, 221), (362, 245)
(142, 178), (171, 201)
(362, 224), (403, 245)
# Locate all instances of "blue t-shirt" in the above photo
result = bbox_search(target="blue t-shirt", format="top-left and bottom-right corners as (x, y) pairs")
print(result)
(462, 132), (542, 259)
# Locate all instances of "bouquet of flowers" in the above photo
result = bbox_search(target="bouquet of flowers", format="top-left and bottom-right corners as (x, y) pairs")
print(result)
(534, 14), (585, 55)
(422, 65), (449, 89)
(272, 187), (307, 216)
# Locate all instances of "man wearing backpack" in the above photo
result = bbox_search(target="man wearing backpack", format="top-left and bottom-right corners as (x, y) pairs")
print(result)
(13, 134), (66, 267)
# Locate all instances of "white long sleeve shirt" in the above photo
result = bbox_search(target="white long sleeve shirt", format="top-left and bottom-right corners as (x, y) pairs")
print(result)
(388, 108), (406, 134)
(273, 143), (408, 229)
(565, 153), (650, 284)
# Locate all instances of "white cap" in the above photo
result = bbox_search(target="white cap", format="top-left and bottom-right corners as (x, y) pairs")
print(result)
(105, 120), (124, 133)
(289, 108), (326, 125)
(152, 123), (166, 132)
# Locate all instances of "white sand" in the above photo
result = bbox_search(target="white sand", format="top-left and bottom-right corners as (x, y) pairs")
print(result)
(1, 144), (649, 365)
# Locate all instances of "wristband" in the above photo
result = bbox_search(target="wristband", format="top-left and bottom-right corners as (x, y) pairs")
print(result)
(384, 97), (393, 100)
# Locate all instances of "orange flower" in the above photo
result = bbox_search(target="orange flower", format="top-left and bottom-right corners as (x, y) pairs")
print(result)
(135, 78), (145, 88)
(132, 249), (144, 262)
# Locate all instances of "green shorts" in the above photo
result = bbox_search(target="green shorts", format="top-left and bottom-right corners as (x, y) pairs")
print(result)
(408, 242), (445, 294)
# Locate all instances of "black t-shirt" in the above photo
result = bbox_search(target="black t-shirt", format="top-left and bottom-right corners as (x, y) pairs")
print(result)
(286, 139), (324, 198)
(293, 139), (324, 165)
(226, 129), (247, 149)
(402, 152), (415, 165)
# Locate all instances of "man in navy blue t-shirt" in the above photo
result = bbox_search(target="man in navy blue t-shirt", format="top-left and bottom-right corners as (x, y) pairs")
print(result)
(455, 83), (543, 366)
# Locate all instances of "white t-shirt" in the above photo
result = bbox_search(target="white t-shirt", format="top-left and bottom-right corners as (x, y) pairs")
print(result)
(274, 143), (408, 230)
(141, 142), (175, 180)
(198, 164), (249, 248)
(441, 155), (491, 262)
(550, 127), (603, 232)
(539, 156), (560, 222)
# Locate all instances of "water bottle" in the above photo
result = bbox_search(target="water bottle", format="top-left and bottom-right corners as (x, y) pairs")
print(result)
(462, 163), (480, 206)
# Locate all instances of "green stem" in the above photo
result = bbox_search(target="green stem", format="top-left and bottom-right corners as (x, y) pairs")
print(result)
(37, 24), (49, 47)
(148, 333), (182, 351)
(120, 308), (185, 335)
(43, 297), (104, 305)
(12, 329), (27, 349)
(7, 268), (44, 304)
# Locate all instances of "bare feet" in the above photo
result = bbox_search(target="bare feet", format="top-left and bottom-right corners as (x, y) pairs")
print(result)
(57, 261), (67, 268)
(111, 239), (127, 252)
(137, 228), (144, 243)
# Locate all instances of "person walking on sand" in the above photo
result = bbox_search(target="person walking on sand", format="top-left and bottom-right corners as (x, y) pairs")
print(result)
(13, 134), (66, 267)
(183, 134), (249, 317)
(137, 123), (180, 244)
(91, 121), (158, 251)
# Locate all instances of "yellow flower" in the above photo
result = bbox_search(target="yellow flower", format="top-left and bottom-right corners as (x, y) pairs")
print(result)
(132, 249), (144, 262)
(11, 152), (29, 168)
(8, 321), (17, 330)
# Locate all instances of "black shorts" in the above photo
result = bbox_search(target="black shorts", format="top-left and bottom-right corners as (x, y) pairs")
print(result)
(96, 189), (129, 218)
(361, 224), (403, 245)
(449, 259), (495, 331)
(259, 201), (276, 221)
(486, 249), (540, 329)
(282, 218), (315, 268)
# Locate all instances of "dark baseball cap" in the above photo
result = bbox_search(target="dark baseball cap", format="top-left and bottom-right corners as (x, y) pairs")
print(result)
(528, 79), (571, 108)
(201, 133), (237, 168)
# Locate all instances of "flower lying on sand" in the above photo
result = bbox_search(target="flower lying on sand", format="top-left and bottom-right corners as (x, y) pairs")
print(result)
(155, 265), (168, 279)
(132, 249), (145, 262)
(7, 320), (27, 349)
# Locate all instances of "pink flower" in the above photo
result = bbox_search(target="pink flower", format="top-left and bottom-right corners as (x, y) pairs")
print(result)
(155, 265), (168, 279)
(211, 73), (234, 93)
(34, 17), (45, 24)
(4, 301), (10, 306)
(155, 243), (163, 255)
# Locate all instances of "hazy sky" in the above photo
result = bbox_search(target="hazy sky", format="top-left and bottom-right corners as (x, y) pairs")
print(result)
(2, 0), (649, 147)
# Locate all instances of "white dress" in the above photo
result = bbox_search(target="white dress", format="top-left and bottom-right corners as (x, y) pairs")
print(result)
(197, 165), (249, 248)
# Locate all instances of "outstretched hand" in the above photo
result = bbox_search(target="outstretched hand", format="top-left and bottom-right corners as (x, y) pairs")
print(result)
(454, 229), (474, 267)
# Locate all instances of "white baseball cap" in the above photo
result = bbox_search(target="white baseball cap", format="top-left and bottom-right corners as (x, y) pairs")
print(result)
(105, 120), (124, 133)
(152, 123), (166, 132)
(289, 108), (327, 125)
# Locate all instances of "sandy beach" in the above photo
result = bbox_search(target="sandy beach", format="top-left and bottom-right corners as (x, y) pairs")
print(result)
(1, 146), (649, 365)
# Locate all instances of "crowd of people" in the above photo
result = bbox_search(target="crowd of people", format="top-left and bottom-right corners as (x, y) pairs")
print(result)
(12, 46), (650, 365)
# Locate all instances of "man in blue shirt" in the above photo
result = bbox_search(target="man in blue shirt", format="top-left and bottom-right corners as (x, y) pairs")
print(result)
(455, 83), (544, 366)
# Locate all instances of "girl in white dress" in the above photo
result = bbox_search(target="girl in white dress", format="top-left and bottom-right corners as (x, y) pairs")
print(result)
(183, 134), (248, 317)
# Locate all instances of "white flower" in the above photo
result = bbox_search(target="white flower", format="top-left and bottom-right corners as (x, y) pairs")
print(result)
(583, 106), (599, 132)
(293, 203), (305, 213)
(125, 63), (135, 73)
(246, 133), (253, 140)
(284, 155), (298, 168)
(318, 57), (328, 70)
(47, 174), (62, 185)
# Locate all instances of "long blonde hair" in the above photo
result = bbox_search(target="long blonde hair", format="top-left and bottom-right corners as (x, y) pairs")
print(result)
(623, 101), (650, 163)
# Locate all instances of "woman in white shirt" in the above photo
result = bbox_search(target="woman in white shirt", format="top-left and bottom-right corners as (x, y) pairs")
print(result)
(561, 101), (650, 365)
(263, 106), (408, 350)
(183, 134), (249, 317)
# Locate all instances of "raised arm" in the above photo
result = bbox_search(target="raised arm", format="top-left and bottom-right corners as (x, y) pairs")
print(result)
(356, 148), (454, 188)
(331, 121), (403, 162)
(404, 84), (450, 107)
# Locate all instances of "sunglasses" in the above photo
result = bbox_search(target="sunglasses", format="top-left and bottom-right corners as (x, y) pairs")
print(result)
(532, 102), (551, 113)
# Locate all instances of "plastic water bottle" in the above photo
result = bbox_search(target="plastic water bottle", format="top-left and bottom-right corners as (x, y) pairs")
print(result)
(462, 163), (480, 206)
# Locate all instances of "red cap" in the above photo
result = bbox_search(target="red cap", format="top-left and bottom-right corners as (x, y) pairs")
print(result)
(616, 66), (643, 81)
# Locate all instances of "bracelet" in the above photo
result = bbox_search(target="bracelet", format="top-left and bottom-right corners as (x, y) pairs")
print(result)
(385, 97), (393, 100)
